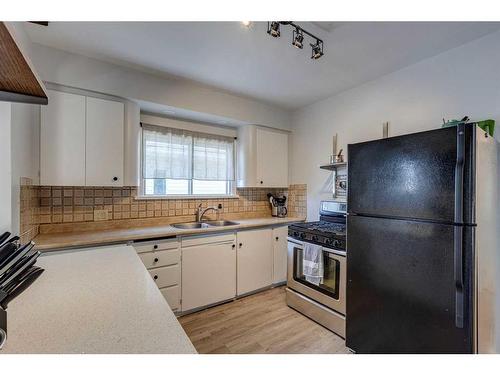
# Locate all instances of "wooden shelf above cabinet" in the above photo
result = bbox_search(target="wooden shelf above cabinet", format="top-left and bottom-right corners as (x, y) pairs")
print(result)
(0, 22), (48, 105)
(319, 162), (347, 170)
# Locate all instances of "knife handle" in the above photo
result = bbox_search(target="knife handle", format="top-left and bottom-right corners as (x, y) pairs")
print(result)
(0, 267), (44, 310)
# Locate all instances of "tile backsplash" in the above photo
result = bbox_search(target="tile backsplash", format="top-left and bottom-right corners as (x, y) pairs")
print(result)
(37, 187), (289, 225)
(19, 178), (41, 244)
(287, 184), (307, 218)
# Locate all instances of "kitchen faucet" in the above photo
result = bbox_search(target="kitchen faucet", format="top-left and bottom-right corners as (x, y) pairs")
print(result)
(196, 204), (220, 222)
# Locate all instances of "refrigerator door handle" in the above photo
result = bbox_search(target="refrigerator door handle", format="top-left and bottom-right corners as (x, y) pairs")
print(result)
(454, 226), (464, 328)
(454, 124), (465, 329)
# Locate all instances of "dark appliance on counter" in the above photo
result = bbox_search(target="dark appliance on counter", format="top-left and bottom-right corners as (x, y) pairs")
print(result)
(346, 124), (500, 353)
(0, 232), (44, 349)
(267, 193), (287, 218)
(286, 201), (347, 337)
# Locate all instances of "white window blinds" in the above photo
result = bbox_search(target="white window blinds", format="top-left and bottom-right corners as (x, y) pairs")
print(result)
(142, 124), (235, 181)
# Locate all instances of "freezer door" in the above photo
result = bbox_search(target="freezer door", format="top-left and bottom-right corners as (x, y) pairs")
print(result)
(347, 126), (474, 223)
(346, 215), (473, 353)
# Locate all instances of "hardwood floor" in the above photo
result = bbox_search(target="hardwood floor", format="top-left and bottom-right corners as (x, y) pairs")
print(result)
(178, 286), (350, 354)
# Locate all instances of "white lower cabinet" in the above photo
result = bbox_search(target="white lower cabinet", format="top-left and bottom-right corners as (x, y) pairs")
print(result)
(272, 226), (289, 284)
(181, 233), (236, 312)
(131, 238), (181, 312)
(161, 285), (181, 311)
(132, 225), (290, 314)
(236, 228), (273, 296)
(149, 264), (180, 289)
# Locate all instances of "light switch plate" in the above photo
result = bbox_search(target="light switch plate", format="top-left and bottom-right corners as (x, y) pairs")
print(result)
(94, 209), (109, 221)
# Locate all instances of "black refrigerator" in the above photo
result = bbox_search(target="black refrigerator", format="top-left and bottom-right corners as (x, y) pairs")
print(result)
(346, 124), (478, 354)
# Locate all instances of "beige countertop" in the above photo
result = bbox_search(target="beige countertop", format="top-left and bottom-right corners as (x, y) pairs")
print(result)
(34, 217), (304, 251)
(1, 245), (197, 354)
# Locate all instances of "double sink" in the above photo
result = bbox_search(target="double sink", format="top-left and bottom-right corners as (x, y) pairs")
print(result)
(171, 220), (239, 229)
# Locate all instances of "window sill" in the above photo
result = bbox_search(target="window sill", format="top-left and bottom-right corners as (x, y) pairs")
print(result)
(135, 194), (241, 201)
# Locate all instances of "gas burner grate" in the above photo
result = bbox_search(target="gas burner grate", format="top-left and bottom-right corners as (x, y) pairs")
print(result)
(295, 221), (346, 235)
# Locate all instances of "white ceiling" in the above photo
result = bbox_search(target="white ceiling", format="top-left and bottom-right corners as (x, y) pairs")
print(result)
(25, 21), (500, 110)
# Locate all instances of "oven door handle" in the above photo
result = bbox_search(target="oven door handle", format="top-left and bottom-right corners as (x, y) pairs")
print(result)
(287, 238), (304, 247)
(322, 247), (346, 257)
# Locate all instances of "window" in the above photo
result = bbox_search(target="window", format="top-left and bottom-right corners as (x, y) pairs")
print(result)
(142, 124), (235, 196)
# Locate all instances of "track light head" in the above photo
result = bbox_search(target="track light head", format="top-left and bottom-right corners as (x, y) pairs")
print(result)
(292, 28), (304, 49)
(268, 22), (281, 38)
(311, 41), (324, 60)
(265, 21), (325, 60)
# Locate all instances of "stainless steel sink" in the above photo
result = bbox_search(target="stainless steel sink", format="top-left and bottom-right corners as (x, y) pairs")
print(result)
(204, 220), (239, 227)
(171, 220), (239, 229)
(171, 222), (211, 229)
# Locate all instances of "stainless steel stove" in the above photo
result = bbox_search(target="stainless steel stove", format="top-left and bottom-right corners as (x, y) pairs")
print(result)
(286, 200), (347, 338)
(288, 201), (346, 251)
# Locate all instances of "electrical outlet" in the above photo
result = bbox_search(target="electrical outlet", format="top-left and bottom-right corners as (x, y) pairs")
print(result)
(94, 209), (109, 221)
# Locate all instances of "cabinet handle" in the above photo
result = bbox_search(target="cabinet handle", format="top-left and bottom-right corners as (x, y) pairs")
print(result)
(239, 243), (243, 248)
(112, 176), (118, 182)
(276, 236), (279, 241)
(154, 257), (159, 263)
(260, 181), (263, 184)
(232, 244), (236, 249)
(153, 244), (158, 250)
(153, 275), (158, 280)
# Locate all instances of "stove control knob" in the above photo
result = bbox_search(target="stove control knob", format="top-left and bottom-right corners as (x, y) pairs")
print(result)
(312, 235), (318, 242)
(300, 232), (306, 239)
(293, 231), (299, 237)
(333, 240), (341, 248)
(325, 238), (332, 245)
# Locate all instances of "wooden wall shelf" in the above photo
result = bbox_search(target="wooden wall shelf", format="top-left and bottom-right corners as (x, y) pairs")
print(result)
(319, 162), (347, 171)
(0, 22), (48, 105)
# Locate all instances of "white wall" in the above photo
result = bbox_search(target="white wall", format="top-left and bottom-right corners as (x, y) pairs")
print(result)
(0, 102), (12, 233)
(11, 103), (40, 233)
(29, 43), (291, 131)
(291, 30), (500, 219)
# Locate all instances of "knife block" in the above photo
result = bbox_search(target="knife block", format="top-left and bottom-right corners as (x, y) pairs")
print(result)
(0, 307), (6, 349)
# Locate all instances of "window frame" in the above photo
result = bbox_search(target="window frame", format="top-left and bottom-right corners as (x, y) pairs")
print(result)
(139, 125), (238, 199)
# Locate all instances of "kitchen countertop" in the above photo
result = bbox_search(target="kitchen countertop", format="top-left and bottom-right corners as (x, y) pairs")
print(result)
(34, 217), (304, 251)
(0, 245), (197, 354)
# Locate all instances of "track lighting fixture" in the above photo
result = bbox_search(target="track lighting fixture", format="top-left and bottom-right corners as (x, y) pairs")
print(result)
(310, 40), (324, 59)
(267, 21), (281, 37)
(292, 28), (304, 49)
(267, 21), (324, 60)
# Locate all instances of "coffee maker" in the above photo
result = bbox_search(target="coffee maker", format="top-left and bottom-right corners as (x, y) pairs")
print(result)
(267, 193), (287, 218)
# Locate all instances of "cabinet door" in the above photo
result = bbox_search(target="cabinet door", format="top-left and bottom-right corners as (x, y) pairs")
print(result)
(256, 127), (288, 187)
(41, 90), (86, 186)
(85, 97), (124, 186)
(181, 240), (236, 311)
(272, 226), (289, 284)
(237, 228), (273, 295)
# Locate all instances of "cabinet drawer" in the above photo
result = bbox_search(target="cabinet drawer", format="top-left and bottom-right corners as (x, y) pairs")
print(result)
(134, 239), (179, 254)
(161, 285), (180, 311)
(149, 265), (180, 288)
(139, 248), (180, 269)
(181, 233), (235, 248)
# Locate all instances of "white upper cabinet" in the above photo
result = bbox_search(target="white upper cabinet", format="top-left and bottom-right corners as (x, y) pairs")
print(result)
(86, 97), (124, 186)
(40, 90), (124, 186)
(41, 90), (86, 186)
(237, 125), (288, 188)
(256, 127), (288, 187)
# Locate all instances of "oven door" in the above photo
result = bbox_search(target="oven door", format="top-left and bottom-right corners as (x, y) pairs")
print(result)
(287, 238), (346, 314)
